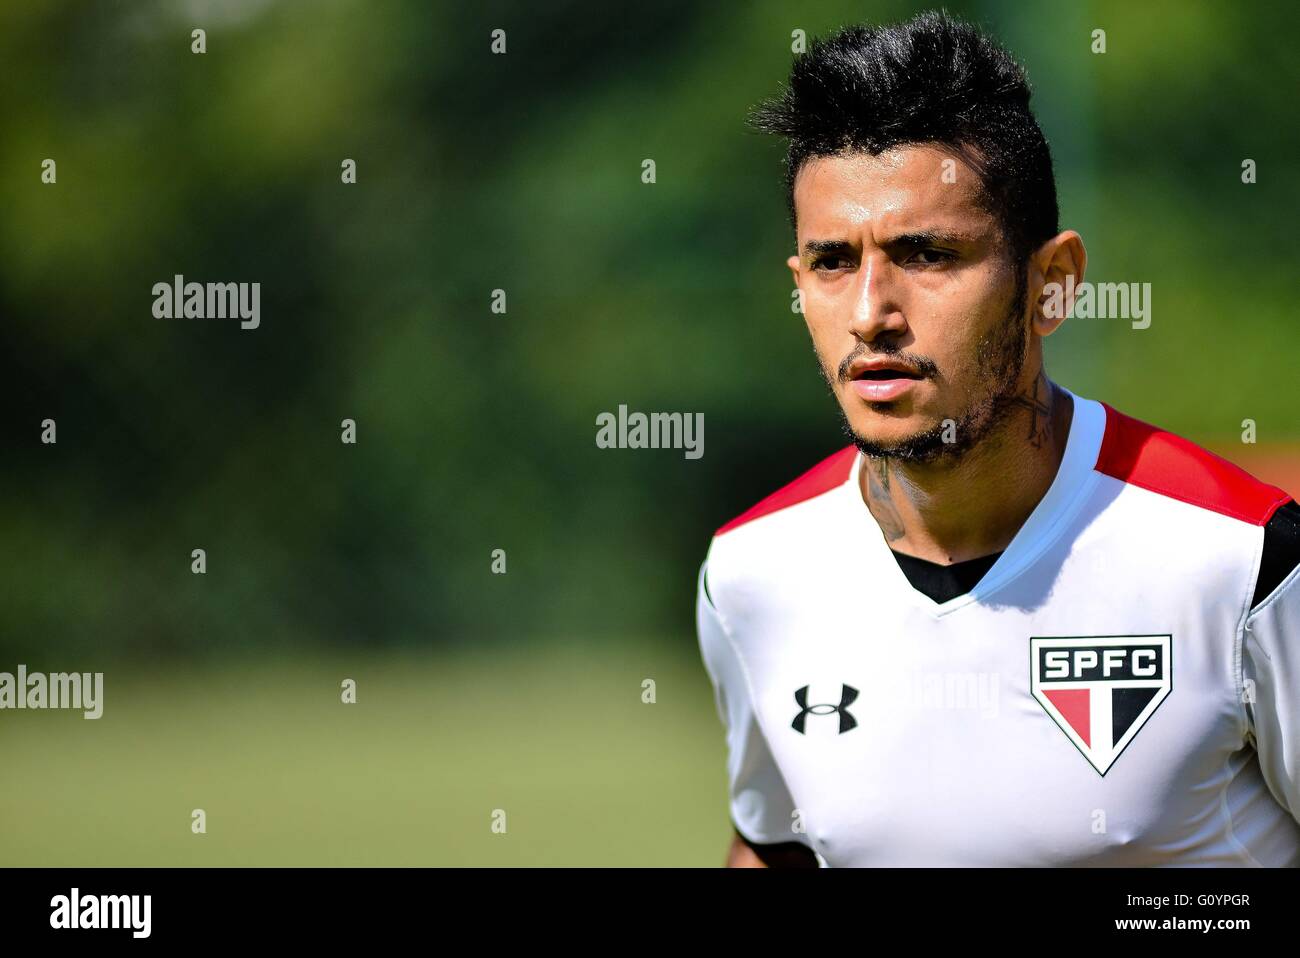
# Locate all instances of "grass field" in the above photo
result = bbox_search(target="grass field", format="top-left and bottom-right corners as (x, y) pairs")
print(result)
(0, 641), (730, 866)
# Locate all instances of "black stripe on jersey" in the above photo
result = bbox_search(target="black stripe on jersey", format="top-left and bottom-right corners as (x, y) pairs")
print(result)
(1253, 499), (1300, 610)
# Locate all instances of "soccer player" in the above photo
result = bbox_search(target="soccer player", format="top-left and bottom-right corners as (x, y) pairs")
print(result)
(697, 12), (1300, 867)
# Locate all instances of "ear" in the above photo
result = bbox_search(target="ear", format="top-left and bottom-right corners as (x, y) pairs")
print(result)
(1029, 231), (1086, 337)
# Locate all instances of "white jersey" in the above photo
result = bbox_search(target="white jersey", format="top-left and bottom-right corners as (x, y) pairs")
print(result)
(696, 388), (1300, 866)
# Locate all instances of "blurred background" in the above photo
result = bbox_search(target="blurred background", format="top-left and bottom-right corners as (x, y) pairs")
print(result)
(1, 0), (1297, 865)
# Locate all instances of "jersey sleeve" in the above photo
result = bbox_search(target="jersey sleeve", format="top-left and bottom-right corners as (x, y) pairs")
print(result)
(696, 557), (810, 848)
(1242, 562), (1300, 821)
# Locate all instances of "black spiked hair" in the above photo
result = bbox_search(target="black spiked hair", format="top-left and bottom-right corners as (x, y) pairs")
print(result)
(748, 10), (1059, 263)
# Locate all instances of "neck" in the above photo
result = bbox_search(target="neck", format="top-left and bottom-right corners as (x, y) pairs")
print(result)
(859, 371), (1074, 564)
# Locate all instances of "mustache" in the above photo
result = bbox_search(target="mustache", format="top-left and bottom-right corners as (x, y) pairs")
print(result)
(836, 345), (939, 383)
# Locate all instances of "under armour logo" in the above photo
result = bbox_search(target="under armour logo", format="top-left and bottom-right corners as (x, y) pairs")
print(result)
(792, 684), (859, 734)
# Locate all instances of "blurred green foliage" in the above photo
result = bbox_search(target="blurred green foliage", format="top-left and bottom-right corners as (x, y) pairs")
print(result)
(2, 0), (1297, 658)
(0, 0), (1296, 865)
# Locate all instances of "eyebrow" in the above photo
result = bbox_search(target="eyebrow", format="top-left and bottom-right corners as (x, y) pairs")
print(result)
(801, 239), (853, 259)
(801, 230), (976, 259)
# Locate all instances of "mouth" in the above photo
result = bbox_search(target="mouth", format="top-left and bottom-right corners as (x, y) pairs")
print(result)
(847, 362), (925, 402)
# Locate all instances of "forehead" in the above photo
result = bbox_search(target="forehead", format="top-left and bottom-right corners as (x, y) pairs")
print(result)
(792, 145), (995, 239)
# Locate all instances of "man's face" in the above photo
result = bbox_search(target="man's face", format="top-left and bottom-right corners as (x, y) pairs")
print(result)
(787, 145), (1031, 463)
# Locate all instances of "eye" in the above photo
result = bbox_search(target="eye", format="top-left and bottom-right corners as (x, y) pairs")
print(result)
(812, 255), (853, 272)
(906, 248), (956, 266)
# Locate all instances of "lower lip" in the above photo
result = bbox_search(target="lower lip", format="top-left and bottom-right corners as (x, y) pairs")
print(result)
(850, 377), (921, 401)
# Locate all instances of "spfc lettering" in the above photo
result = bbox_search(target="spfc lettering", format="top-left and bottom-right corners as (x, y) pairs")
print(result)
(1030, 635), (1172, 775)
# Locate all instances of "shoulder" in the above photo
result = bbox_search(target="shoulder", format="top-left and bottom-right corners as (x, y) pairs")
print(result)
(1093, 401), (1298, 609)
(1094, 401), (1290, 526)
(714, 444), (858, 538)
(701, 444), (858, 624)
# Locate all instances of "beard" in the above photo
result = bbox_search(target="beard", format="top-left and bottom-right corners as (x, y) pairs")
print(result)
(822, 265), (1031, 465)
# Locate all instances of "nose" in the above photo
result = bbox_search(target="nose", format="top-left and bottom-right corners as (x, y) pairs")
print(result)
(847, 254), (907, 344)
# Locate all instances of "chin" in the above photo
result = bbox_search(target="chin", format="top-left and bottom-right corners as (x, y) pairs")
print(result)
(845, 401), (925, 437)
(842, 410), (954, 463)
(852, 417), (916, 443)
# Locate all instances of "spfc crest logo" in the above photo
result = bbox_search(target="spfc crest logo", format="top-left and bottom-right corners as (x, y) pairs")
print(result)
(1030, 635), (1172, 775)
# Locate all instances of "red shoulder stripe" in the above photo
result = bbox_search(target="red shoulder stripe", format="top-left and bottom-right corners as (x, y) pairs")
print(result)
(715, 445), (857, 537)
(1094, 403), (1290, 526)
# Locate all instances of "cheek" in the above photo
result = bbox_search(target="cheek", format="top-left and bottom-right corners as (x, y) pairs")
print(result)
(804, 325), (842, 377)
(801, 301), (844, 354)
(914, 270), (1015, 374)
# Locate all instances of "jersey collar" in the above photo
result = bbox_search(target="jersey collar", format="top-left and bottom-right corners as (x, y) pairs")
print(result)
(845, 387), (1106, 617)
